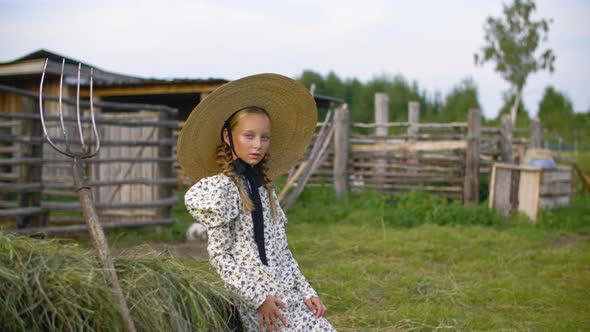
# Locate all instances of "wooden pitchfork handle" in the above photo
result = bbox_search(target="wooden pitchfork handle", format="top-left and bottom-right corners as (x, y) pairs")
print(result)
(39, 58), (136, 332)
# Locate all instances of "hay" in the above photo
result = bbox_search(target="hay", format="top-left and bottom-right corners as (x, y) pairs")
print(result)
(0, 234), (241, 331)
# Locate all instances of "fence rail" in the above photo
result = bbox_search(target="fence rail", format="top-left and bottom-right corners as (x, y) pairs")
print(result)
(0, 85), (179, 233)
(302, 93), (543, 206)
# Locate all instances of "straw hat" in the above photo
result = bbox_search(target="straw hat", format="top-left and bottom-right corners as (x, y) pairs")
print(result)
(177, 73), (317, 183)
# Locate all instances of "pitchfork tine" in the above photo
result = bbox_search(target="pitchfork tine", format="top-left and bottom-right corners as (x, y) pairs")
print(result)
(58, 59), (70, 150)
(39, 58), (75, 158)
(39, 58), (101, 159)
(85, 67), (101, 158)
(76, 63), (85, 149)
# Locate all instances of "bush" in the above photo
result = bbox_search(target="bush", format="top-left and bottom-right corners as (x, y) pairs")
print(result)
(288, 186), (590, 231)
(288, 186), (505, 228)
(537, 193), (590, 232)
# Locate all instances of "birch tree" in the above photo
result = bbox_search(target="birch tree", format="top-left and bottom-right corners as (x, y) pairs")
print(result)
(474, 0), (555, 124)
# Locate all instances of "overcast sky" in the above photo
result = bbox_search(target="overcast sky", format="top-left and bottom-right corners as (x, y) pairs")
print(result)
(1, 0), (588, 119)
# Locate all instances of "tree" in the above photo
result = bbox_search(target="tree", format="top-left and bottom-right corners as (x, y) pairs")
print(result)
(538, 86), (574, 142)
(298, 70), (325, 93)
(497, 94), (530, 128)
(439, 78), (481, 122)
(474, 0), (555, 124)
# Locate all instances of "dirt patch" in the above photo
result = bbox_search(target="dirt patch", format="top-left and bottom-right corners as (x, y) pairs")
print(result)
(552, 233), (590, 247)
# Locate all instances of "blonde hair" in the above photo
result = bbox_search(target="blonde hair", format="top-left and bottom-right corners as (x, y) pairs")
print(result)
(215, 107), (278, 220)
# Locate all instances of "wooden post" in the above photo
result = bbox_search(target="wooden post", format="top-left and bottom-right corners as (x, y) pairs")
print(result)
(374, 93), (389, 187)
(333, 104), (349, 198)
(529, 117), (542, 149)
(156, 110), (174, 229)
(500, 114), (513, 163)
(464, 108), (481, 207)
(375, 93), (389, 137)
(18, 96), (46, 228)
(407, 102), (420, 141)
(407, 102), (420, 173)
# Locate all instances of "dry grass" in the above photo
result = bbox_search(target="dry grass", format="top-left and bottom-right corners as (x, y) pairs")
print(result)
(0, 235), (240, 332)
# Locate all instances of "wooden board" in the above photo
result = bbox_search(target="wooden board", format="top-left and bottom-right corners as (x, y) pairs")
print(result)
(517, 169), (541, 222)
(489, 167), (513, 217)
(351, 140), (467, 153)
(540, 196), (570, 209)
(96, 111), (159, 219)
(541, 167), (573, 183)
(540, 182), (571, 196)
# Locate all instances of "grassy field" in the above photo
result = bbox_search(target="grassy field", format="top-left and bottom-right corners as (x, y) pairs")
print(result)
(56, 165), (589, 331)
(288, 222), (589, 330)
(276, 186), (590, 331)
(111, 184), (590, 331)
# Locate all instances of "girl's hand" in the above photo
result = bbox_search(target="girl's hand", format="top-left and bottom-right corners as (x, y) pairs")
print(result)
(257, 294), (287, 332)
(304, 296), (327, 318)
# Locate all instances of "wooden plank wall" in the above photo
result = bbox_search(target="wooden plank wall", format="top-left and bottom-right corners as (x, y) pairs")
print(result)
(96, 111), (159, 221)
(0, 84), (179, 233)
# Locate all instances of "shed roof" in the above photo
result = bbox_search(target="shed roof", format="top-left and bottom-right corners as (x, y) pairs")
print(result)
(0, 49), (227, 89)
(1, 49), (343, 108)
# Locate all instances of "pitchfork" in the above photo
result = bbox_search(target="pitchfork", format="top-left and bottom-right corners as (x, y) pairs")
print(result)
(39, 59), (136, 332)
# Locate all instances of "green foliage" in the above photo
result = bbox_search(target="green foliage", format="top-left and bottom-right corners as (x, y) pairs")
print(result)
(537, 193), (590, 232)
(0, 234), (239, 331)
(537, 86), (590, 148)
(496, 94), (531, 127)
(288, 185), (590, 232)
(288, 186), (506, 228)
(439, 78), (481, 122)
(475, 0), (555, 123)
(474, 0), (555, 90)
(297, 70), (457, 128)
(538, 86), (573, 137)
(571, 112), (590, 150)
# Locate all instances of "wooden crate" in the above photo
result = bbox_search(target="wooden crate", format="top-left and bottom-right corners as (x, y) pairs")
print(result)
(489, 163), (573, 222)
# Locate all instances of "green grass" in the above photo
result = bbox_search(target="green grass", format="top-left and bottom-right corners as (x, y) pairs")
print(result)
(288, 222), (590, 331)
(280, 187), (590, 330)
(28, 179), (590, 331)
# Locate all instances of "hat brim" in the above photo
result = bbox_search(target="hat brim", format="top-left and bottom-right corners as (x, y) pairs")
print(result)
(177, 73), (317, 183)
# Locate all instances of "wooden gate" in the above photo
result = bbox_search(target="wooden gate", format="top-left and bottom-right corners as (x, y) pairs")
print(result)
(94, 111), (159, 221)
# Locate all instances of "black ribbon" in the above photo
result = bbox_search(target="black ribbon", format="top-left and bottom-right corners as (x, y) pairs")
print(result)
(222, 113), (268, 266)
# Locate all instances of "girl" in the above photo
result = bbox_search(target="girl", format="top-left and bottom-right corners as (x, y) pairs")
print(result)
(178, 74), (336, 332)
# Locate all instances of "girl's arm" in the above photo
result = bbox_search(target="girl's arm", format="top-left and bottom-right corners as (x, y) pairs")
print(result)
(271, 190), (318, 301)
(283, 245), (318, 301)
(205, 218), (283, 308)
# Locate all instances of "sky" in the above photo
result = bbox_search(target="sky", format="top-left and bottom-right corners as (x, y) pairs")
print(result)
(1, 0), (588, 119)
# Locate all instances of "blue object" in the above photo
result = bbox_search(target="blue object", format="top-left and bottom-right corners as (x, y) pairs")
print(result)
(528, 158), (556, 168)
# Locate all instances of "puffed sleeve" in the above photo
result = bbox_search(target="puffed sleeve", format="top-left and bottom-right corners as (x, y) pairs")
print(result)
(272, 191), (319, 301)
(185, 175), (283, 309)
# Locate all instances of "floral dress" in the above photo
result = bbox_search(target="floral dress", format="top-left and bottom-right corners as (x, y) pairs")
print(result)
(185, 173), (336, 331)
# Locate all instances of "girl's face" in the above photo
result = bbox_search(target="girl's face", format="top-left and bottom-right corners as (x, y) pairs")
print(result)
(223, 112), (271, 166)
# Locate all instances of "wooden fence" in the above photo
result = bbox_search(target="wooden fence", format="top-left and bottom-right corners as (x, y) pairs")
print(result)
(0, 85), (178, 234)
(304, 93), (543, 205)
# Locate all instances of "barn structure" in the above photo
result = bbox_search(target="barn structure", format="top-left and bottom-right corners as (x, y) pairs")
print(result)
(0, 49), (340, 234)
(0, 49), (229, 233)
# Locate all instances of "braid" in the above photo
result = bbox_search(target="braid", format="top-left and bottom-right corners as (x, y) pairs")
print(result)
(255, 154), (278, 220)
(215, 143), (254, 212)
(215, 142), (279, 220)
(216, 106), (278, 220)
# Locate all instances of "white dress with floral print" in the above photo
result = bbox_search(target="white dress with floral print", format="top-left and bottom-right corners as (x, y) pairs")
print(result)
(185, 174), (336, 331)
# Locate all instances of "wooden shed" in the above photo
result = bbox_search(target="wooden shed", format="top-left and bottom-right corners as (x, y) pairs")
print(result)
(0, 49), (226, 233)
